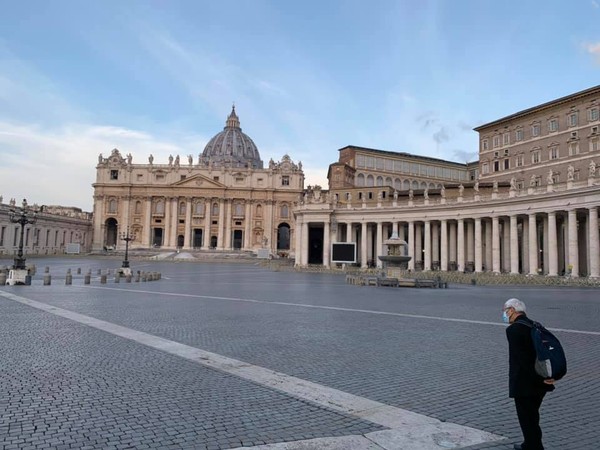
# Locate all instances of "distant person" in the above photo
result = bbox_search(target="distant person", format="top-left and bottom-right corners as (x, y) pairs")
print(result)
(503, 298), (555, 450)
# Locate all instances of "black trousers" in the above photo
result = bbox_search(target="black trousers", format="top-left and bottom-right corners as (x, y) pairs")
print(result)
(514, 393), (546, 450)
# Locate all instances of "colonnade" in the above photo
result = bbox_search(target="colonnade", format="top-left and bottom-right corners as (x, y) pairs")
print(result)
(295, 206), (600, 278)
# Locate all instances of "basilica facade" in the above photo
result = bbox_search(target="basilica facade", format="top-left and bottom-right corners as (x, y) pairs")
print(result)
(92, 107), (304, 255)
(295, 85), (600, 278)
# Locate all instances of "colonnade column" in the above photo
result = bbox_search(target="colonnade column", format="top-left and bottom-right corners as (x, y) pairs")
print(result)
(424, 221), (431, 271)
(361, 222), (368, 268)
(301, 221), (309, 266)
(457, 219), (465, 272)
(346, 223), (353, 243)
(392, 221), (398, 236)
(323, 221), (331, 268)
(474, 218), (482, 273)
(466, 221), (474, 267)
(547, 212), (558, 276)
(440, 219), (448, 271)
(408, 221), (415, 271)
(432, 223), (439, 267)
(589, 207), (599, 278)
(294, 216), (303, 266)
(376, 222), (383, 269)
(510, 215), (519, 274)
(568, 209), (579, 277)
(528, 214), (538, 275)
(415, 223), (423, 268)
(449, 222), (457, 269)
(492, 216), (501, 274)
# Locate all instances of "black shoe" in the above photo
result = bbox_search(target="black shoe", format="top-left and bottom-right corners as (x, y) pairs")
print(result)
(513, 445), (523, 450)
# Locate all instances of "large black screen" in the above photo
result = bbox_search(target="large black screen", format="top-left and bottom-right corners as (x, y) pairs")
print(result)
(331, 243), (356, 263)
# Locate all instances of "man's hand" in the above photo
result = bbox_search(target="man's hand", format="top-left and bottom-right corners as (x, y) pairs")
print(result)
(543, 379), (555, 385)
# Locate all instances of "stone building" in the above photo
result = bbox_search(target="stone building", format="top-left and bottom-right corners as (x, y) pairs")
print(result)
(92, 107), (304, 255)
(0, 198), (93, 258)
(295, 86), (600, 278)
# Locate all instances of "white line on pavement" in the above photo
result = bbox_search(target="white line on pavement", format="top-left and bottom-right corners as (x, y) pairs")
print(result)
(82, 285), (600, 336)
(0, 290), (503, 450)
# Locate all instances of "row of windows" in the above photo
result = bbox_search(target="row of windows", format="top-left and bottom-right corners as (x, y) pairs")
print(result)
(355, 155), (468, 181)
(355, 175), (443, 191)
(481, 138), (599, 174)
(482, 108), (600, 150)
(0, 226), (83, 248)
(110, 170), (290, 187)
(106, 199), (291, 219)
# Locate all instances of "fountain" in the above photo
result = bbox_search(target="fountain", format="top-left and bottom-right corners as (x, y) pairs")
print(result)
(378, 231), (411, 270)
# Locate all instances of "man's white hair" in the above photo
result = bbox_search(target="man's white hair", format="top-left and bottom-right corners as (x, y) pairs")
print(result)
(504, 298), (526, 312)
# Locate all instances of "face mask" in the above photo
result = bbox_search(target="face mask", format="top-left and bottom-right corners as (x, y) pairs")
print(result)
(502, 310), (510, 323)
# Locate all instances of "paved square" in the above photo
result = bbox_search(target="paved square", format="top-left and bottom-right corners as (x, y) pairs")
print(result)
(1, 258), (598, 449)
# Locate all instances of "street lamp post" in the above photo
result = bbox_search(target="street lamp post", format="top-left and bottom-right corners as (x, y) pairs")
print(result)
(119, 226), (136, 275)
(7, 199), (37, 285)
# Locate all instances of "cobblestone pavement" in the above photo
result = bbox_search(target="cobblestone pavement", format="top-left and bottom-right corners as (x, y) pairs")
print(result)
(1, 258), (599, 449)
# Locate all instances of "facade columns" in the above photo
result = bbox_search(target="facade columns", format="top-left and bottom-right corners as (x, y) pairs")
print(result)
(415, 223), (423, 268)
(568, 209), (579, 277)
(474, 218), (482, 273)
(547, 212), (558, 276)
(376, 222), (383, 269)
(392, 221), (398, 236)
(466, 220), (474, 265)
(457, 219), (465, 272)
(143, 197), (152, 247)
(361, 222), (368, 268)
(528, 214), (538, 275)
(440, 219), (448, 271)
(408, 221), (415, 271)
(522, 218), (530, 274)
(431, 222), (439, 267)
(184, 198), (192, 249)
(217, 199), (225, 249)
(492, 216), (501, 274)
(323, 221), (331, 268)
(294, 216), (303, 265)
(224, 200), (232, 250)
(589, 207), (599, 278)
(510, 215), (519, 274)
(244, 201), (252, 250)
(424, 221), (431, 271)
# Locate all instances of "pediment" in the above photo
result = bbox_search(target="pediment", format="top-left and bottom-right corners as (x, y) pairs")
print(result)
(171, 174), (225, 188)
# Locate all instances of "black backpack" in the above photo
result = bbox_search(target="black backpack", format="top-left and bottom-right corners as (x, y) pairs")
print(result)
(517, 319), (567, 381)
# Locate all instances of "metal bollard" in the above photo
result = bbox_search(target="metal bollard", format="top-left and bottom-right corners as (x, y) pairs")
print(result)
(84, 273), (91, 285)
(43, 274), (51, 285)
(100, 274), (107, 284)
(115, 272), (120, 283)
(0, 272), (6, 285)
(77, 268), (81, 275)
(126, 274), (132, 283)
(97, 268), (102, 275)
(65, 272), (72, 285)
(141, 272), (147, 282)
(45, 266), (50, 273)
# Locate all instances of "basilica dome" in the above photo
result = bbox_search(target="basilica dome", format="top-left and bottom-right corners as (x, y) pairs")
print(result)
(200, 106), (263, 169)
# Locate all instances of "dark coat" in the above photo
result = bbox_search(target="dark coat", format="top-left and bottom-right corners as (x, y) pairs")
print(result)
(506, 314), (555, 398)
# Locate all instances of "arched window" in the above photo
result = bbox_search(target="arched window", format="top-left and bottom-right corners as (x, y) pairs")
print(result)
(356, 173), (365, 187)
(376, 176), (383, 186)
(366, 175), (374, 187)
(256, 204), (263, 217)
(179, 202), (186, 215)
(402, 180), (410, 190)
(394, 178), (402, 190)
(212, 203), (219, 216)
(108, 199), (117, 213)
(194, 202), (204, 215)
(411, 180), (419, 190)
(135, 201), (142, 214)
(234, 203), (244, 216)
(385, 177), (393, 187)
(420, 181), (427, 190)
(280, 204), (289, 218)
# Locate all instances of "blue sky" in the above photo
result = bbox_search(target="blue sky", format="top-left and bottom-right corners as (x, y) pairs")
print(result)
(1, 0), (599, 210)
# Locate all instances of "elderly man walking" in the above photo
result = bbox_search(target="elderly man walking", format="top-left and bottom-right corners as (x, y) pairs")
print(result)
(503, 298), (555, 450)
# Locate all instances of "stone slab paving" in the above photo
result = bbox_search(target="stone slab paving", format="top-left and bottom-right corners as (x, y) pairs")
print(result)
(1, 258), (599, 449)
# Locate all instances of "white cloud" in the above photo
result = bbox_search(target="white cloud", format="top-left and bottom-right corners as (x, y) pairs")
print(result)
(0, 121), (204, 211)
(584, 42), (600, 63)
